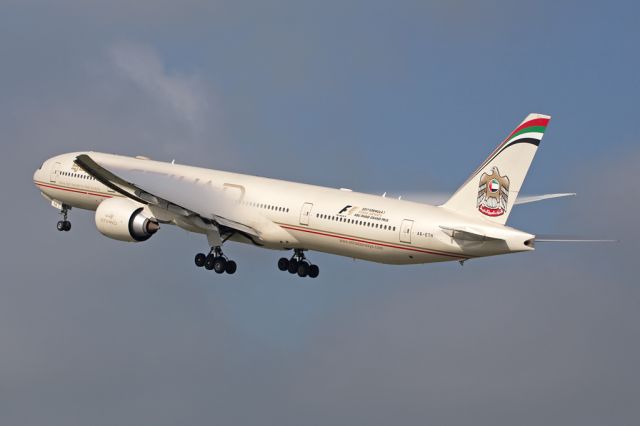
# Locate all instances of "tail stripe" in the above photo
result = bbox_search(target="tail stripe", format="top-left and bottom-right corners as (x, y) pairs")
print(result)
(464, 117), (550, 186)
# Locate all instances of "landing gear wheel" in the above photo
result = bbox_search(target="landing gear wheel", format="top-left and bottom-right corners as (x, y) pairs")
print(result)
(297, 261), (310, 277)
(57, 221), (65, 232)
(213, 257), (227, 274)
(63, 221), (71, 231)
(308, 264), (319, 278)
(287, 259), (299, 274)
(225, 260), (237, 274)
(277, 257), (290, 271)
(194, 253), (206, 268)
(204, 254), (216, 270)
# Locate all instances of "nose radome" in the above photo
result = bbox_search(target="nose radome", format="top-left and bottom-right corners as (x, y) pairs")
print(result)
(34, 159), (47, 183)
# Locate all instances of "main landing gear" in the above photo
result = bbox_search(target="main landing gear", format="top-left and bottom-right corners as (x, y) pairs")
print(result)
(56, 205), (71, 232)
(278, 249), (319, 278)
(194, 246), (237, 275)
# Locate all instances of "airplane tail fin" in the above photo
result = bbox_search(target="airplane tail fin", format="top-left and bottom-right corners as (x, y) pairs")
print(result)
(441, 113), (551, 225)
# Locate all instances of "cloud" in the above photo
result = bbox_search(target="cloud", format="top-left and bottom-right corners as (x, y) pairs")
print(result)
(1, 41), (227, 165)
(109, 42), (209, 134)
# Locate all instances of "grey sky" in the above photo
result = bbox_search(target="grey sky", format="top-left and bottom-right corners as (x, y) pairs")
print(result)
(1, 1), (638, 425)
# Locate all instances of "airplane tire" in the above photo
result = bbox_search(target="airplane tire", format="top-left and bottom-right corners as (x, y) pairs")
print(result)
(57, 221), (65, 232)
(194, 253), (206, 267)
(277, 257), (289, 271)
(213, 257), (227, 274)
(225, 260), (237, 274)
(297, 261), (309, 278)
(287, 259), (299, 274)
(204, 254), (216, 270)
(308, 264), (319, 278)
(63, 221), (71, 231)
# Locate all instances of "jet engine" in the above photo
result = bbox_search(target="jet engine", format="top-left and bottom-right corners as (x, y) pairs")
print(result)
(95, 198), (159, 242)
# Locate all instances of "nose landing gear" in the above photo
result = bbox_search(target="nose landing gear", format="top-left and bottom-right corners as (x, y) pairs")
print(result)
(194, 246), (237, 275)
(56, 205), (71, 232)
(277, 249), (319, 278)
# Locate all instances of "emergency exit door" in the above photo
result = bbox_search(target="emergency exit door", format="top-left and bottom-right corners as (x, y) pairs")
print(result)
(399, 219), (414, 243)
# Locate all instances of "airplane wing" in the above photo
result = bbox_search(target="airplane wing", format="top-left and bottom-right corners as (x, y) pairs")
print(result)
(74, 154), (273, 243)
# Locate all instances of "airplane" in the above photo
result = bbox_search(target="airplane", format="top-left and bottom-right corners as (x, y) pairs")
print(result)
(33, 113), (583, 278)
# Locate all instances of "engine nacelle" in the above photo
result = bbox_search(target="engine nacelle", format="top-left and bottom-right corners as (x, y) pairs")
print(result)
(95, 198), (159, 242)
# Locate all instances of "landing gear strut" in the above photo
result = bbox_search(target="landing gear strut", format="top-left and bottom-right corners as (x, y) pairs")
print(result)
(194, 246), (237, 275)
(56, 205), (71, 232)
(277, 249), (319, 278)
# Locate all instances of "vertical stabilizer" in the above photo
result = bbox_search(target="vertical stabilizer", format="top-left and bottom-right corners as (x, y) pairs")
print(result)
(441, 113), (551, 225)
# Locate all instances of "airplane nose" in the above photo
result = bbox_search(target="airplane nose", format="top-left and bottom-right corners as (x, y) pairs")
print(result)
(33, 161), (46, 183)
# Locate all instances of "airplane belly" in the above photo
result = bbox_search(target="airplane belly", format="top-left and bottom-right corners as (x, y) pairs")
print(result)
(282, 225), (459, 265)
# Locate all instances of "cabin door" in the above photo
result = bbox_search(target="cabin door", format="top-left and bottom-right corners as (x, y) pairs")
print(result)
(299, 202), (314, 226)
(50, 162), (61, 183)
(399, 219), (414, 243)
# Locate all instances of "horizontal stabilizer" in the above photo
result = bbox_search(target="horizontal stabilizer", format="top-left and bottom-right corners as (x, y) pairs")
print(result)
(440, 226), (504, 242)
(515, 193), (576, 205)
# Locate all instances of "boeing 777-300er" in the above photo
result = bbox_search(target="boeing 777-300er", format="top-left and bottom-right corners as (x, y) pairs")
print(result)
(34, 113), (584, 278)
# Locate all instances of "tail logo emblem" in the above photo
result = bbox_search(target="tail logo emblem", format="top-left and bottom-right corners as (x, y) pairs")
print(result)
(477, 166), (510, 217)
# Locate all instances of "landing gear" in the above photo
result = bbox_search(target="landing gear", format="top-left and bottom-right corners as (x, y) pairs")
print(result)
(195, 246), (237, 275)
(56, 205), (71, 232)
(277, 249), (319, 278)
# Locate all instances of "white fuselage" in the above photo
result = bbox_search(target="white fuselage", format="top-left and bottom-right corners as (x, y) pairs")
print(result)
(33, 152), (535, 265)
